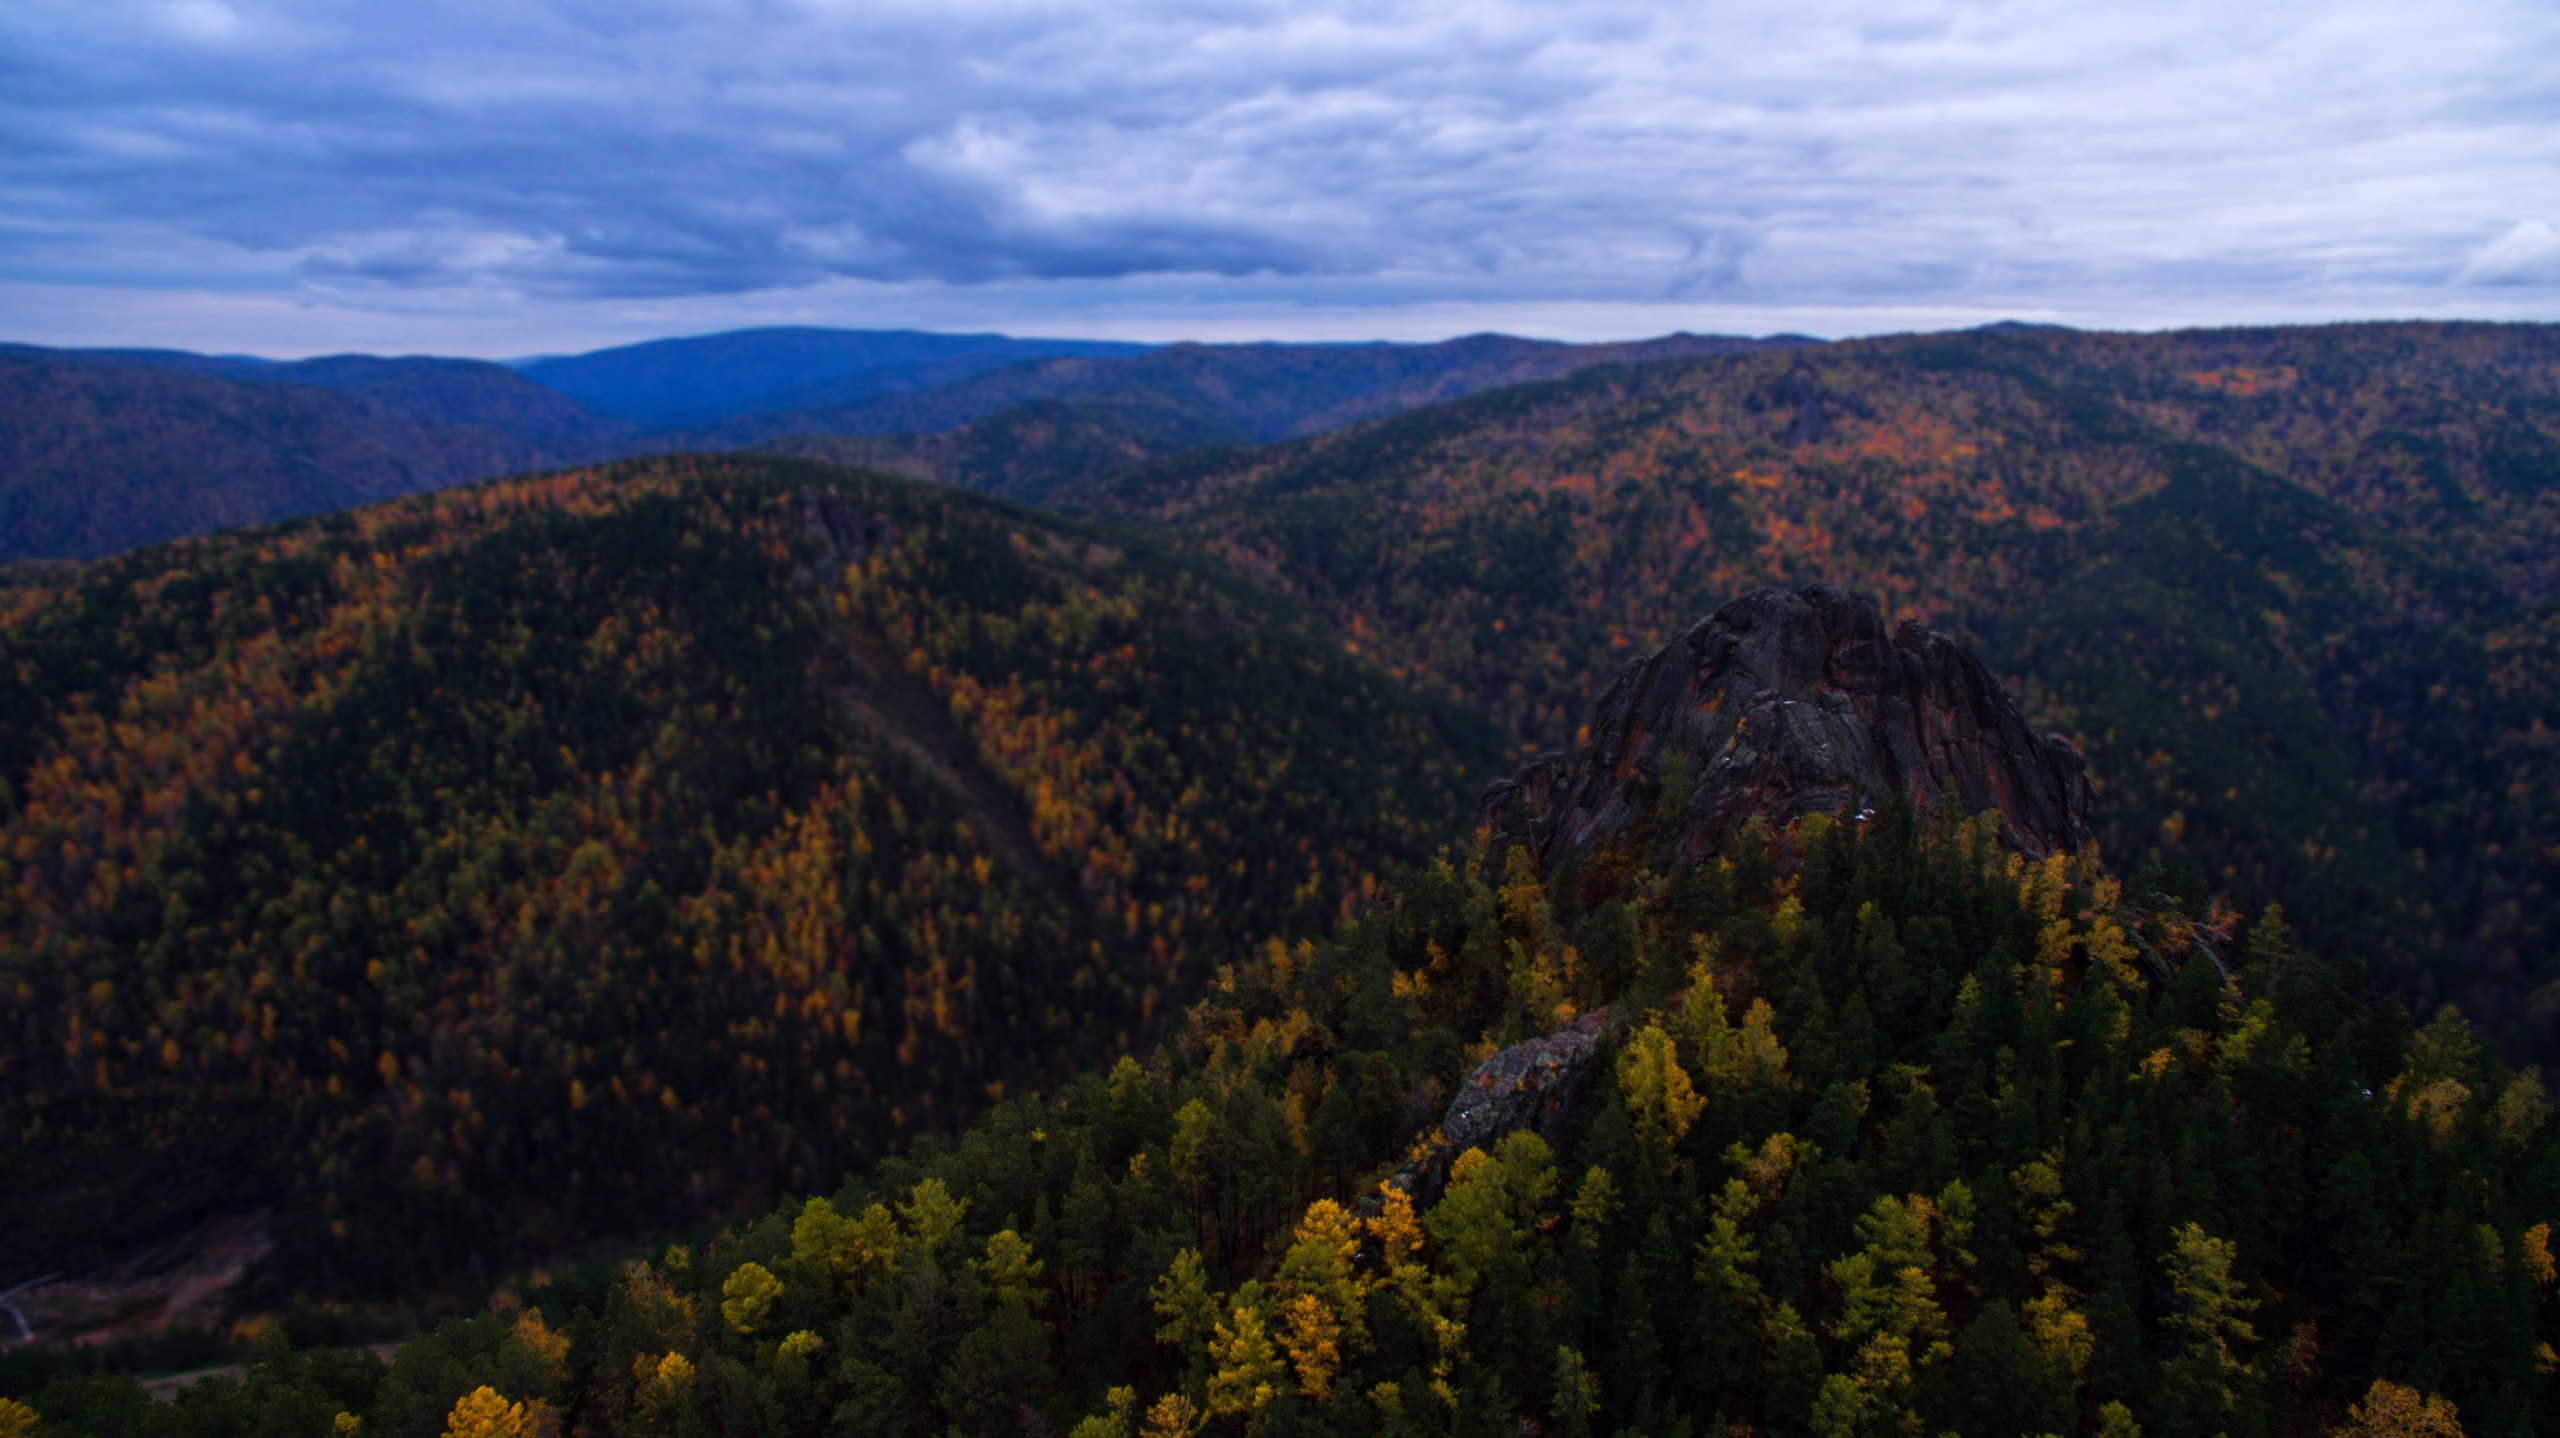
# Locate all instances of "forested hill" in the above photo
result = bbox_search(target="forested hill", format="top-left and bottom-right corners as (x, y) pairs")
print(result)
(18, 594), (2551, 1438)
(753, 400), (1246, 508)
(671, 333), (1805, 479)
(511, 329), (1152, 430)
(0, 349), (631, 560)
(1072, 321), (2560, 1071)
(0, 455), (1504, 1302)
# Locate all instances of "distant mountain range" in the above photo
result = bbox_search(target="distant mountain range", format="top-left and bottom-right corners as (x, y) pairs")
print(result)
(0, 327), (1801, 558)
(687, 332), (1801, 447)
(0, 347), (630, 560)
(508, 327), (1152, 429)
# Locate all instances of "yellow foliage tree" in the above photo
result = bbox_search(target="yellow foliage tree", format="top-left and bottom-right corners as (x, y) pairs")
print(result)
(789, 1195), (850, 1279)
(719, 1261), (781, 1333)
(1735, 998), (1790, 1087)
(2523, 1222), (2556, 1289)
(1367, 1180), (1464, 1399)
(2094, 1400), (2143, 1438)
(1820, 1193), (1953, 1435)
(981, 1228), (1043, 1309)
(1066, 1386), (1139, 1438)
(443, 1386), (541, 1438)
(2329, 1379), (2465, 1437)
(1205, 1288), (1285, 1417)
(1617, 1023), (1705, 1164)
(510, 1307), (570, 1381)
(1141, 1392), (1200, 1438)
(1275, 1198), (1369, 1397)
(1149, 1246), (1220, 1374)
(899, 1177), (969, 1252)
(1277, 1291), (1343, 1400)
(2010, 1152), (2093, 1380)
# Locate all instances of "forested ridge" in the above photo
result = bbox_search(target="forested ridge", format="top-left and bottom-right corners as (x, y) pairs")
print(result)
(1071, 321), (2560, 1070)
(0, 350), (632, 560)
(0, 330), (1793, 563)
(14, 798), (2551, 1437)
(0, 455), (1501, 1297)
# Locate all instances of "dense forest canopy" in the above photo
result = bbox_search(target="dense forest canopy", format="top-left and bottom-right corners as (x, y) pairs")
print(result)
(0, 456), (1501, 1294)
(12, 795), (2551, 1436)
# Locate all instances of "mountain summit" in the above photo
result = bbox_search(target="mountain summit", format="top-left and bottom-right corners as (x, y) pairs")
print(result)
(1480, 584), (2095, 871)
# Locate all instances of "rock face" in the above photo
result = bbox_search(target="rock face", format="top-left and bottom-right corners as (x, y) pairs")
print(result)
(1480, 585), (2094, 873)
(796, 488), (899, 574)
(1388, 1006), (1624, 1206)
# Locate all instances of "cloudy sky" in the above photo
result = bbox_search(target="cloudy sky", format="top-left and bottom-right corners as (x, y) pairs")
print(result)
(2, 0), (2555, 356)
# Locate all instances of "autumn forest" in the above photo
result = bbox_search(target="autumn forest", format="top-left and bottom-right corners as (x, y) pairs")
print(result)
(1, 322), (2555, 1438)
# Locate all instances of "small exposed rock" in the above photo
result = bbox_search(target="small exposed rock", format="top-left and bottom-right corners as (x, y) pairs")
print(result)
(796, 489), (898, 576)
(1387, 1006), (1626, 1207)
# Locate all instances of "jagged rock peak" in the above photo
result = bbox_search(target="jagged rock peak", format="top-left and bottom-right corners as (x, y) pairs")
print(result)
(1479, 584), (2095, 872)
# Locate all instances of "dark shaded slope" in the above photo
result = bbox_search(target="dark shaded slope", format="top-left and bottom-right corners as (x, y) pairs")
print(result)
(1990, 320), (2560, 599)
(0, 355), (529, 560)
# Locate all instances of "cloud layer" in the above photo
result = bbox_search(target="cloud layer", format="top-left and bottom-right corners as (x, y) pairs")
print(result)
(2, 0), (2555, 352)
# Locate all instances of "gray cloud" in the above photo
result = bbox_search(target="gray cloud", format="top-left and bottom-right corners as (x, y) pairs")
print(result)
(1, 0), (2555, 350)
(2461, 221), (2560, 286)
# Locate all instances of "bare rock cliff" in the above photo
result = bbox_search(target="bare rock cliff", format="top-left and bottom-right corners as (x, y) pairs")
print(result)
(1479, 584), (2094, 873)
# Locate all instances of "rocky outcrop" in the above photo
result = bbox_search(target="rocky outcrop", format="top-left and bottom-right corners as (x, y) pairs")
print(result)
(1480, 585), (2094, 873)
(1385, 1006), (1626, 1207)
(796, 488), (899, 577)
(1406, 589), (2104, 1195)
(1396, 589), (2099, 1200)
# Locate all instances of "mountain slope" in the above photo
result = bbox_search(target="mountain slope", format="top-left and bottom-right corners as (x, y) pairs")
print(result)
(514, 328), (1151, 429)
(243, 355), (636, 456)
(24, 595), (2551, 1438)
(0, 350), (631, 560)
(756, 399), (1244, 506)
(2036, 322), (2560, 600)
(0, 455), (1503, 1300)
(1072, 322), (2560, 1068)
(0, 344), (635, 457)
